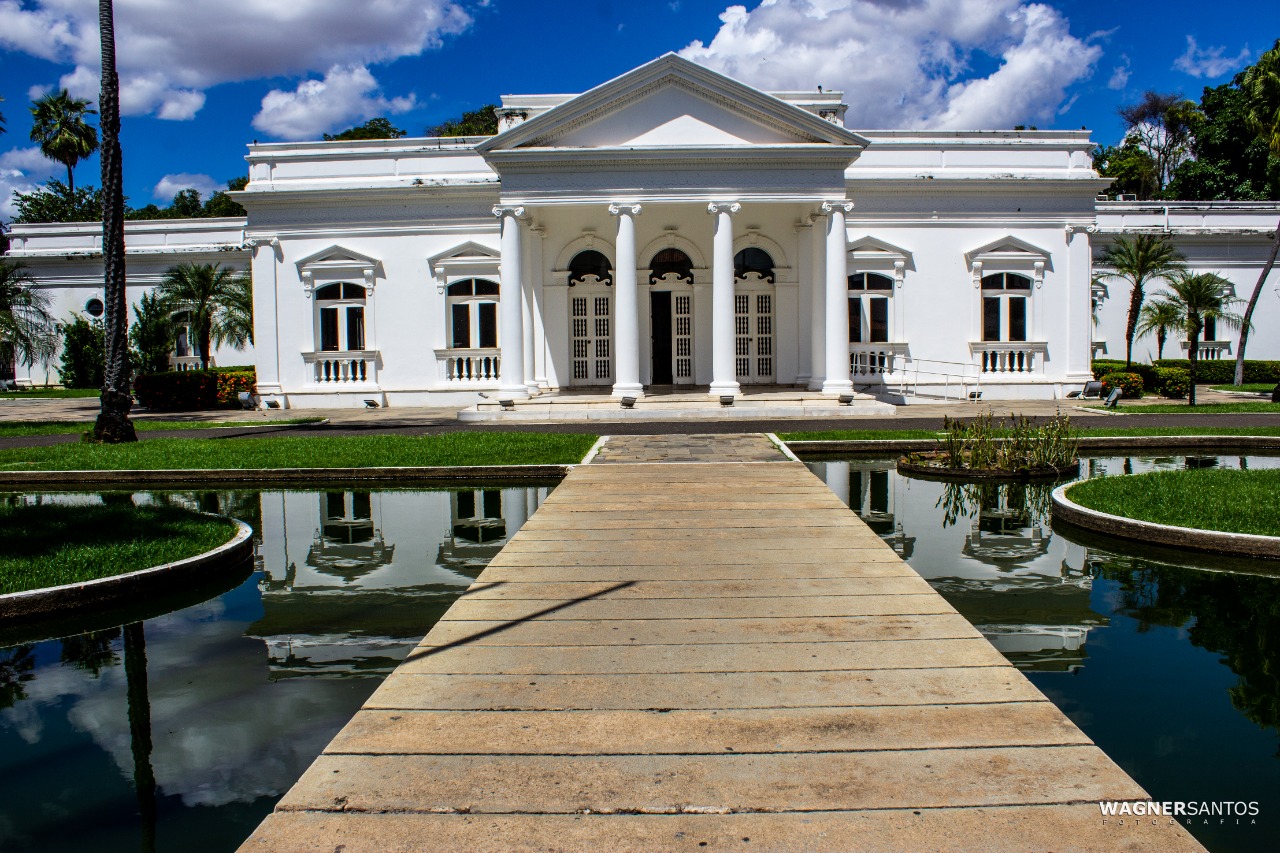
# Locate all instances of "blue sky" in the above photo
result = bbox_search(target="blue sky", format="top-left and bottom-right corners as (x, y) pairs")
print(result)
(0, 0), (1276, 218)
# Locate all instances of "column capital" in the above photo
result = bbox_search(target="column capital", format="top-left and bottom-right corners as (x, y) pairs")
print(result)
(608, 203), (643, 217)
(492, 205), (528, 221)
(820, 200), (854, 215)
(707, 201), (741, 215)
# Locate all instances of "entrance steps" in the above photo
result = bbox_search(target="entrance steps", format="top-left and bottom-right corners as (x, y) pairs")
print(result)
(459, 387), (896, 421)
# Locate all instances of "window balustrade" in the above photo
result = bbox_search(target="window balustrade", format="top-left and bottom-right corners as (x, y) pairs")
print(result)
(302, 350), (378, 384)
(436, 348), (501, 385)
(969, 341), (1048, 374)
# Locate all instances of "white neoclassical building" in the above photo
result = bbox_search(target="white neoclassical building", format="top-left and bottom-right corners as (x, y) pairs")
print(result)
(6, 54), (1279, 406)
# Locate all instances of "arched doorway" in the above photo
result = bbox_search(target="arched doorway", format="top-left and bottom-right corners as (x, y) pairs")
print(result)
(567, 250), (614, 386)
(734, 248), (775, 384)
(648, 248), (694, 385)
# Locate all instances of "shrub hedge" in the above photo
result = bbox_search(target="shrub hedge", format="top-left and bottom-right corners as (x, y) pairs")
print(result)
(134, 367), (256, 411)
(1154, 367), (1189, 399)
(1100, 371), (1144, 399)
(1092, 359), (1280, 388)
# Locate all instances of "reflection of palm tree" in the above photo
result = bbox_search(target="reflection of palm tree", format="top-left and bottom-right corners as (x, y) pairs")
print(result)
(124, 622), (157, 853)
(60, 628), (121, 676)
(0, 645), (36, 710)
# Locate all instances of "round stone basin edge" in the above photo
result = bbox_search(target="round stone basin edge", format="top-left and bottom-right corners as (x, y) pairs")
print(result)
(0, 518), (255, 624)
(1051, 483), (1280, 560)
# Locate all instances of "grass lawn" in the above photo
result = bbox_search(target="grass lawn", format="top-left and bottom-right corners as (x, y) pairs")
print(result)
(0, 418), (324, 437)
(0, 502), (240, 595)
(0, 388), (99, 399)
(1066, 469), (1280, 536)
(1211, 384), (1275, 393)
(0, 432), (598, 471)
(1085, 402), (1280, 414)
(782, 426), (1280, 442)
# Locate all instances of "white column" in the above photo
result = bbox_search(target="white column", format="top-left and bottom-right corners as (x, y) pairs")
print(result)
(821, 200), (854, 395)
(248, 237), (283, 402)
(708, 201), (741, 397)
(494, 205), (530, 398)
(609, 203), (644, 398)
(808, 213), (827, 391)
(521, 223), (537, 395)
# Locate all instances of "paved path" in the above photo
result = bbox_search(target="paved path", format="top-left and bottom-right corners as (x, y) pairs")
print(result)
(241, 434), (1199, 852)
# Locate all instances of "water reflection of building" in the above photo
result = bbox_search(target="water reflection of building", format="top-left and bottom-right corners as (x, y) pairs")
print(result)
(250, 487), (546, 678)
(962, 486), (1050, 566)
(820, 461), (916, 558)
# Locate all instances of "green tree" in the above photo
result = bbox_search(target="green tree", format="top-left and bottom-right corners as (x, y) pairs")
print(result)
(29, 89), (100, 192)
(323, 117), (407, 141)
(203, 177), (248, 217)
(1135, 298), (1184, 361)
(1166, 77), (1280, 201)
(1117, 91), (1199, 197)
(213, 272), (253, 348)
(0, 259), (58, 370)
(94, 0), (136, 443)
(12, 181), (105, 223)
(129, 291), (174, 374)
(1233, 39), (1280, 386)
(59, 315), (106, 388)
(1094, 141), (1159, 199)
(168, 188), (203, 218)
(1155, 272), (1244, 405)
(1094, 234), (1186, 368)
(429, 105), (498, 137)
(157, 262), (251, 370)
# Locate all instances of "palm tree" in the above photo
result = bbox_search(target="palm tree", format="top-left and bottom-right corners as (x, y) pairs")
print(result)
(1233, 39), (1280, 386)
(29, 89), (99, 193)
(1094, 234), (1185, 368)
(157, 263), (252, 370)
(93, 0), (135, 443)
(1135, 299), (1183, 361)
(1159, 272), (1244, 406)
(0, 259), (58, 371)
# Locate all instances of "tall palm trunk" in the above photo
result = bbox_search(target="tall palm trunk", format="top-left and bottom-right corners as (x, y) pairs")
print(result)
(124, 622), (157, 853)
(93, 0), (136, 443)
(1188, 321), (1201, 407)
(1233, 219), (1280, 386)
(66, 162), (74, 193)
(1124, 284), (1144, 369)
(1156, 329), (1166, 361)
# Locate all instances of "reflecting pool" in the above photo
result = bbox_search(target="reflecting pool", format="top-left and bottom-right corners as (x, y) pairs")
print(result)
(0, 484), (549, 853)
(807, 454), (1280, 853)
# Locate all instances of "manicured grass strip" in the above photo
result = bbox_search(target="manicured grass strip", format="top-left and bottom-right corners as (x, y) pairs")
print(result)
(1211, 384), (1275, 393)
(1066, 469), (1280, 537)
(776, 429), (943, 441)
(781, 426), (1280, 442)
(0, 418), (325, 437)
(0, 502), (239, 595)
(0, 432), (598, 471)
(0, 388), (100, 399)
(1084, 402), (1280, 414)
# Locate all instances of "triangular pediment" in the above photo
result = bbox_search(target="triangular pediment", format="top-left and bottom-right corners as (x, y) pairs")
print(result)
(478, 54), (867, 154)
(428, 240), (501, 279)
(295, 245), (380, 271)
(848, 236), (913, 261)
(965, 236), (1051, 266)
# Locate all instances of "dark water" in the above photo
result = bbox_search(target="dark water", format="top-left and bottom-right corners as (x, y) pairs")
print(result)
(806, 454), (1280, 853)
(0, 485), (549, 853)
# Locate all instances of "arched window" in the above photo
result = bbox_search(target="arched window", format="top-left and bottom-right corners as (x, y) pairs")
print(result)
(649, 248), (693, 284)
(848, 273), (893, 344)
(446, 278), (500, 349)
(568, 250), (612, 287)
(980, 273), (1031, 342)
(315, 282), (367, 352)
(734, 248), (775, 283)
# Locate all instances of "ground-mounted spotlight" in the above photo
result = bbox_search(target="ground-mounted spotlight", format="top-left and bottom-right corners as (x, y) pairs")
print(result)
(720, 395), (735, 406)
(363, 399), (380, 408)
(263, 399), (281, 409)
(620, 396), (636, 409)
(499, 399), (516, 410)
(838, 393), (855, 406)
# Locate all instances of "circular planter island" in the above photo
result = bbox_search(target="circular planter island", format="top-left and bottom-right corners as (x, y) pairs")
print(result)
(897, 451), (1080, 483)
(0, 504), (255, 626)
(1052, 469), (1280, 560)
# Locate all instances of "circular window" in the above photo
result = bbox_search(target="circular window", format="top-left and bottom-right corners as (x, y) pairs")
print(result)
(84, 297), (105, 318)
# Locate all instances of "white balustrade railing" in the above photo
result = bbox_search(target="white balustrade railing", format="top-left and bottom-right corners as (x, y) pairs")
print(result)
(969, 341), (1048, 375)
(436, 348), (501, 384)
(302, 350), (378, 384)
(1180, 340), (1231, 360)
(169, 355), (205, 372)
(849, 344), (907, 377)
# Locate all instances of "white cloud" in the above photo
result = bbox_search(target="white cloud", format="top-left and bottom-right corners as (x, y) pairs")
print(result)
(153, 173), (222, 201)
(0, 0), (471, 121)
(1173, 35), (1251, 79)
(252, 64), (416, 140)
(0, 146), (58, 219)
(26, 82), (52, 101)
(1108, 55), (1131, 90)
(679, 0), (1101, 129)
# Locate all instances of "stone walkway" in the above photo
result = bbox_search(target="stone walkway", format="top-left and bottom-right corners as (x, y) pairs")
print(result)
(242, 434), (1198, 851)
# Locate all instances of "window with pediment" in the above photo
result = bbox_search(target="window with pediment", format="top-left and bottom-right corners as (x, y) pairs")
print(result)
(314, 282), (367, 352)
(847, 272), (893, 344)
(981, 272), (1032, 342)
(446, 278), (500, 349)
